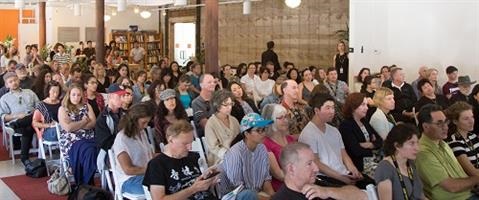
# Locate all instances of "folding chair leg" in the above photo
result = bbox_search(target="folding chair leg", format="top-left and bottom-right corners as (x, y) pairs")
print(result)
(48, 145), (53, 159)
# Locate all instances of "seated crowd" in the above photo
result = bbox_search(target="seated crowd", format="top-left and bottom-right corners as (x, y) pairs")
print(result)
(4, 42), (479, 200)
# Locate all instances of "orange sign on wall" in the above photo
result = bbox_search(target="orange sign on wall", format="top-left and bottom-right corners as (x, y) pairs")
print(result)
(0, 9), (20, 48)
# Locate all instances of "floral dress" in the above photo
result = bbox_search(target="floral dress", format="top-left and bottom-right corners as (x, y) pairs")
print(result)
(59, 104), (95, 160)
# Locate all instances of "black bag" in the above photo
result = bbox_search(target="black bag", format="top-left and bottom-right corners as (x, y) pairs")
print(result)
(25, 159), (47, 178)
(68, 185), (113, 200)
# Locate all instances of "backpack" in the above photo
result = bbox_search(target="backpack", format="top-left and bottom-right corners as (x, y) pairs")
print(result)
(68, 184), (113, 200)
(25, 159), (47, 178)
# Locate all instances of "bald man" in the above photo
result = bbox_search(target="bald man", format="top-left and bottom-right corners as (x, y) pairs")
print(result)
(272, 142), (367, 200)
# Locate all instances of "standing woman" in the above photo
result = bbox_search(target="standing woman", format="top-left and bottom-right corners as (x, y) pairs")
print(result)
(83, 74), (105, 117)
(298, 68), (315, 105)
(205, 90), (240, 165)
(153, 89), (188, 147)
(445, 102), (479, 177)
(132, 70), (149, 104)
(333, 41), (349, 84)
(112, 102), (155, 195)
(374, 124), (425, 200)
(58, 83), (96, 161)
(370, 87), (396, 140)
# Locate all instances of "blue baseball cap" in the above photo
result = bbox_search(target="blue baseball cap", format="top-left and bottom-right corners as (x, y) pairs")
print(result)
(240, 113), (273, 133)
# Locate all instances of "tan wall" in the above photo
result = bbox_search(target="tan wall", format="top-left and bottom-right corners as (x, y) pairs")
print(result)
(199, 0), (349, 69)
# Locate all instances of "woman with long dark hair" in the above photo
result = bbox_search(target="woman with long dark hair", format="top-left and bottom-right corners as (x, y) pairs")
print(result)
(153, 89), (188, 147)
(32, 81), (62, 142)
(228, 82), (259, 122)
(112, 102), (155, 195)
(32, 69), (53, 100)
(82, 73), (105, 117)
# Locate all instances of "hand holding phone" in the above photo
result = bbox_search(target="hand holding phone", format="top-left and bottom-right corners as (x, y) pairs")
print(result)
(202, 170), (220, 180)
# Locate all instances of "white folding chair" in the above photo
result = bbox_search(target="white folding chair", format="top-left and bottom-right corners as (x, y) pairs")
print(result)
(143, 185), (152, 200)
(97, 149), (114, 194)
(108, 149), (146, 200)
(191, 138), (208, 173)
(36, 132), (60, 176)
(1, 115), (38, 165)
(366, 184), (378, 200)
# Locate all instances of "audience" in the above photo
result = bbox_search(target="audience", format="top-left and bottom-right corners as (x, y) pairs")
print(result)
(228, 82), (259, 122)
(384, 67), (417, 123)
(219, 113), (275, 199)
(299, 93), (373, 189)
(442, 66), (459, 99)
(450, 75), (475, 104)
(339, 93), (383, 176)
(256, 67), (275, 102)
(281, 79), (310, 136)
(298, 68), (315, 105)
(324, 67), (349, 105)
(426, 68), (442, 95)
(416, 104), (479, 200)
(0, 72), (40, 166)
(271, 142), (367, 200)
(352, 67), (370, 93)
(469, 84), (479, 133)
(204, 89), (240, 165)
(259, 75), (286, 110)
(414, 79), (449, 112)
(374, 124), (425, 199)
(240, 62), (261, 101)
(143, 120), (217, 199)
(153, 89), (188, 147)
(176, 75), (194, 110)
(132, 70), (149, 104)
(411, 66), (429, 99)
(82, 73), (105, 117)
(445, 102), (479, 176)
(192, 73), (216, 137)
(112, 102), (155, 195)
(370, 87), (396, 140)
(32, 81), (62, 142)
(31, 69), (53, 100)
(261, 104), (296, 191)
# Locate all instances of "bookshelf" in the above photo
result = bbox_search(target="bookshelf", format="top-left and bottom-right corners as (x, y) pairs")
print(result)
(111, 30), (163, 70)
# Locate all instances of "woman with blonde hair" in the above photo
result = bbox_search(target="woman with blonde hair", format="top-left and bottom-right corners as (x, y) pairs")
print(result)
(369, 87), (396, 140)
(426, 68), (442, 95)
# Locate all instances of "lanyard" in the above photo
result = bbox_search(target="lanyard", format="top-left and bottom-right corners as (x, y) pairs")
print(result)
(391, 155), (414, 200)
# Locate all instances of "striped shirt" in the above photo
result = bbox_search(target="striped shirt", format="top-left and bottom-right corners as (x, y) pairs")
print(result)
(53, 53), (71, 64)
(218, 140), (271, 195)
(446, 132), (479, 168)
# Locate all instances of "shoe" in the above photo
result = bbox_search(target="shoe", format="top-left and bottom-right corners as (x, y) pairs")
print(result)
(21, 159), (31, 168)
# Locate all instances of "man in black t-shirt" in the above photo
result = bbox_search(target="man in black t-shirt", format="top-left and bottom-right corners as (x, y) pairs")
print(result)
(271, 143), (367, 200)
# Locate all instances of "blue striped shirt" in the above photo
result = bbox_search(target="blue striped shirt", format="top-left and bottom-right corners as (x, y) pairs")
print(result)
(218, 140), (271, 195)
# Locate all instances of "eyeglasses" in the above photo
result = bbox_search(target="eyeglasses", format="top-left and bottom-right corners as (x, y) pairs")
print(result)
(428, 120), (450, 127)
(222, 102), (235, 107)
(251, 128), (266, 134)
(276, 114), (288, 120)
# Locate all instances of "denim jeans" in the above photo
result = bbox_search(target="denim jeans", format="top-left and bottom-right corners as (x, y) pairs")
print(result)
(42, 127), (58, 142)
(236, 189), (258, 200)
(122, 175), (145, 195)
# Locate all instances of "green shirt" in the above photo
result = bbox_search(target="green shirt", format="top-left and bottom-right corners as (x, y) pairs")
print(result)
(416, 135), (470, 200)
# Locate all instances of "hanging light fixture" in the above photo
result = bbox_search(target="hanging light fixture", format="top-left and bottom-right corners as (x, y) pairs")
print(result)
(243, 0), (251, 15)
(117, 0), (126, 12)
(174, 0), (187, 6)
(73, 3), (81, 16)
(104, 15), (111, 22)
(285, 0), (301, 8)
(134, 6), (140, 14)
(140, 10), (151, 19)
(14, 0), (25, 9)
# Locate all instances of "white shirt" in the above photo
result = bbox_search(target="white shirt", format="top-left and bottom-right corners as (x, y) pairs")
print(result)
(369, 109), (395, 140)
(299, 122), (349, 175)
(240, 74), (261, 100)
(255, 78), (275, 100)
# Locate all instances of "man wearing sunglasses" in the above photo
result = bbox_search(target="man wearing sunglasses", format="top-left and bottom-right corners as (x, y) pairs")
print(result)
(0, 71), (39, 167)
(416, 104), (479, 200)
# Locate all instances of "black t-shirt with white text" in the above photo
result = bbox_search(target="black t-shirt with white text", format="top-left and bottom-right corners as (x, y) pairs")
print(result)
(143, 152), (214, 200)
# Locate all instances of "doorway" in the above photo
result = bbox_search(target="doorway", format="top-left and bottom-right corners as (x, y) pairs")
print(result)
(173, 23), (196, 66)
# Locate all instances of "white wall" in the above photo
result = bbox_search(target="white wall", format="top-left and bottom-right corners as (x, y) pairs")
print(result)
(349, 0), (479, 84)
(46, 5), (159, 46)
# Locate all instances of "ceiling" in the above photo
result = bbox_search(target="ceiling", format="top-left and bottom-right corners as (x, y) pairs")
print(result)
(0, 0), (243, 7)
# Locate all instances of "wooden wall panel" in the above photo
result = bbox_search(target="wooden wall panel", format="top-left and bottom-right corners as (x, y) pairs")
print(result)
(202, 0), (348, 69)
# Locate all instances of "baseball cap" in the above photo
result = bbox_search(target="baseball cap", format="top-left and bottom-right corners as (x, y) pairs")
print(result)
(107, 84), (128, 95)
(240, 113), (273, 133)
(15, 63), (26, 70)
